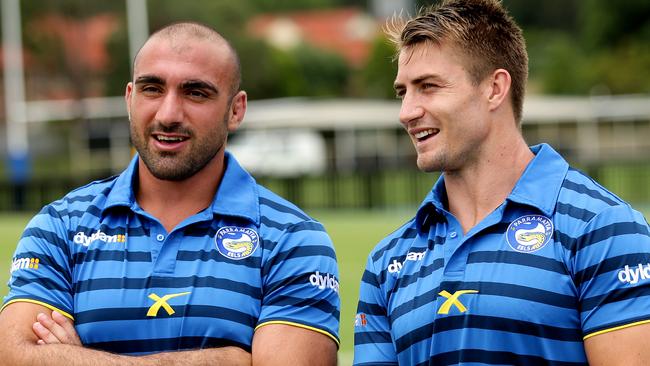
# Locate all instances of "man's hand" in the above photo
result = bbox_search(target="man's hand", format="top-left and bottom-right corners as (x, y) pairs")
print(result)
(32, 310), (82, 346)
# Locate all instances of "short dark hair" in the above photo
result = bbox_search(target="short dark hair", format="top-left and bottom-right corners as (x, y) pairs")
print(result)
(386, 0), (528, 124)
(136, 21), (241, 98)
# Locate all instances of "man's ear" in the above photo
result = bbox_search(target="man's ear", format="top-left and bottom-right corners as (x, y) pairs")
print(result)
(227, 90), (247, 132)
(486, 68), (511, 112)
(125, 82), (133, 121)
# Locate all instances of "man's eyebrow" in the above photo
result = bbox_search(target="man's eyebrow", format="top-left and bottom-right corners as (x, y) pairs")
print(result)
(394, 74), (444, 90)
(134, 75), (164, 85)
(180, 80), (219, 95)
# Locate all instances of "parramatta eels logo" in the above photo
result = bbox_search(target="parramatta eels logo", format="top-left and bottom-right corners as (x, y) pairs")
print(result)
(215, 226), (259, 260)
(506, 215), (554, 253)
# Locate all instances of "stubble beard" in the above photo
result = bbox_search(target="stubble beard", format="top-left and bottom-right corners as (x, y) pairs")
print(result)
(130, 115), (229, 181)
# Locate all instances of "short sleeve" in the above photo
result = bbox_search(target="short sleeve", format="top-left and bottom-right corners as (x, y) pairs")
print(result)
(353, 254), (398, 365)
(257, 220), (340, 346)
(2, 205), (74, 317)
(575, 204), (650, 339)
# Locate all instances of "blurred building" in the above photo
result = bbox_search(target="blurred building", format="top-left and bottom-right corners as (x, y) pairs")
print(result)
(247, 7), (378, 68)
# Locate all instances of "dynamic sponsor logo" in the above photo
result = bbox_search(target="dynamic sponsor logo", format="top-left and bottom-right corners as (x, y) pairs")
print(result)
(437, 290), (479, 315)
(387, 251), (426, 273)
(73, 230), (126, 247)
(309, 271), (340, 293)
(10, 257), (40, 273)
(215, 226), (259, 260)
(506, 215), (554, 253)
(146, 292), (191, 317)
(354, 313), (367, 327)
(618, 263), (650, 285)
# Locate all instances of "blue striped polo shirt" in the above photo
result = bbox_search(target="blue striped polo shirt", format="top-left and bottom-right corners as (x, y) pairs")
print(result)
(3, 152), (340, 354)
(354, 143), (650, 365)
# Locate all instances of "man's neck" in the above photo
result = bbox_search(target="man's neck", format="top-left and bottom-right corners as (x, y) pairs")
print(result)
(444, 135), (534, 234)
(136, 155), (225, 232)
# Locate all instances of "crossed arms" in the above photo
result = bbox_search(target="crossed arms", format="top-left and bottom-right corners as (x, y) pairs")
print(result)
(0, 302), (337, 366)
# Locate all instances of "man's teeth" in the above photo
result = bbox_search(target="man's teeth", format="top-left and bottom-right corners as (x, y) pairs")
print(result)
(156, 136), (185, 142)
(415, 129), (436, 139)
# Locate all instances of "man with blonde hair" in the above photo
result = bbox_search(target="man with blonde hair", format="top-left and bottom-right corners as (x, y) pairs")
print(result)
(354, 1), (650, 364)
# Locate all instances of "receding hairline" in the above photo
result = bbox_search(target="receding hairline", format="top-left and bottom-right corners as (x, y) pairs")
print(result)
(132, 22), (242, 95)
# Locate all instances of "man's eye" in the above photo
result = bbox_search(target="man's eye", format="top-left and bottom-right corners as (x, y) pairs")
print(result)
(395, 90), (405, 99)
(141, 86), (162, 94)
(188, 90), (208, 98)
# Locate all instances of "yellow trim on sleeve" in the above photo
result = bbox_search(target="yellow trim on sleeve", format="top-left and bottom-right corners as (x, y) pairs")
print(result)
(584, 319), (650, 340)
(1, 299), (74, 320)
(255, 320), (340, 346)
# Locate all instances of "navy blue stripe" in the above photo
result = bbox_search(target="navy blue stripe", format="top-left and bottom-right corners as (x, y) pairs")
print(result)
(568, 222), (649, 255)
(467, 251), (568, 274)
(561, 179), (619, 206)
(360, 269), (380, 288)
(262, 245), (337, 275)
(581, 284), (650, 312)
(260, 217), (326, 233)
(265, 294), (339, 319)
(66, 205), (102, 219)
(11, 276), (70, 293)
(127, 226), (148, 236)
(357, 300), (387, 316)
(87, 336), (250, 355)
(356, 301), (386, 317)
(40, 205), (65, 219)
(556, 202), (597, 222)
(265, 272), (316, 296)
(259, 197), (311, 221)
(13, 252), (71, 283)
(390, 281), (577, 324)
(65, 193), (100, 204)
(176, 250), (261, 268)
(371, 228), (418, 262)
(354, 331), (393, 345)
(422, 349), (586, 366)
(21, 227), (68, 252)
(389, 287), (438, 323)
(72, 250), (151, 264)
(389, 258), (444, 293)
(73, 276), (261, 299)
(394, 314), (581, 354)
(573, 253), (650, 289)
(355, 363), (397, 366)
(75, 305), (257, 327)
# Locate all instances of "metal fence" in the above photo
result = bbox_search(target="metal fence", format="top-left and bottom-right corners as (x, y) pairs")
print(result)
(1, 162), (649, 213)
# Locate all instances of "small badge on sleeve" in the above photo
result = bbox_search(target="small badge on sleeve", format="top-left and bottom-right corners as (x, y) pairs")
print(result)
(215, 226), (260, 260)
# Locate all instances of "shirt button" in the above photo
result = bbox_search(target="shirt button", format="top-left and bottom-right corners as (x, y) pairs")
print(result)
(156, 234), (165, 242)
(449, 231), (458, 239)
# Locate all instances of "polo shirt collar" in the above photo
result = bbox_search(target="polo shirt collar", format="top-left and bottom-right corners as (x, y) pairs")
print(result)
(103, 151), (260, 225)
(415, 143), (568, 230)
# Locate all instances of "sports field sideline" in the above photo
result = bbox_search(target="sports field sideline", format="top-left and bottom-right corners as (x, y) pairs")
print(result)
(2, 205), (648, 364)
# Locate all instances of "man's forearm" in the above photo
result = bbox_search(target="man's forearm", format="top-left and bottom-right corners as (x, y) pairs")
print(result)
(6, 343), (250, 366)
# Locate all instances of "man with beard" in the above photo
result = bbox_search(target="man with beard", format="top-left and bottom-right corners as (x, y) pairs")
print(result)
(353, 0), (650, 365)
(0, 22), (339, 365)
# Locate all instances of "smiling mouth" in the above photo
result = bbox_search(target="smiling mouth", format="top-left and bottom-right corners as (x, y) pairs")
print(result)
(154, 135), (188, 143)
(414, 128), (439, 142)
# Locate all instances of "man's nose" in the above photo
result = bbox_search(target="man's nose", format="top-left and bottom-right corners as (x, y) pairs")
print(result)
(155, 91), (184, 124)
(399, 93), (424, 126)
